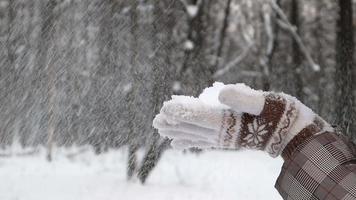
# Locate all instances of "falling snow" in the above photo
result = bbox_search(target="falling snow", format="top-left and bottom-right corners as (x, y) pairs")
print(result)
(1, 0), (355, 199)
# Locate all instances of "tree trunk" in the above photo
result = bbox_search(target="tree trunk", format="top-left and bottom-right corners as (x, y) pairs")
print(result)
(126, 0), (140, 180)
(127, 144), (138, 179)
(262, 0), (281, 91)
(179, 0), (214, 96)
(0, 0), (16, 148)
(37, 0), (57, 162)
(137, 0), (177, 184)
(214, 0), (232, 70)
(290, 0), (303, 101)
(138, 137), (171, 184)
(335, 0), (355, 139)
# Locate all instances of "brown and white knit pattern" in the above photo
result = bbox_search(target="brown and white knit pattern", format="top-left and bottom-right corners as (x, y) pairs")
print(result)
(219, 93), (299, 156)
(237, 94), (286, 150)
(265, 96), (299, 157)
(219, 110), (241, 149)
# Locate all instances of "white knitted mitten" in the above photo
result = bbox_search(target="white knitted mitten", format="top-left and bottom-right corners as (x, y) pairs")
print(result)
(153, 84), (333, 157)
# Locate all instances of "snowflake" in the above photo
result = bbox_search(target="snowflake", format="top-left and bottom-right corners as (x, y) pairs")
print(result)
(243, 119), (269, 147)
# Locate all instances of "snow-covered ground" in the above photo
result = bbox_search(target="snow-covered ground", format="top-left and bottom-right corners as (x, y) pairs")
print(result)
(0, 147), (283, 200)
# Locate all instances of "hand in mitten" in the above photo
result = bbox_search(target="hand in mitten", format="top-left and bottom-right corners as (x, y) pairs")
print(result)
(153, 84), (333, 157)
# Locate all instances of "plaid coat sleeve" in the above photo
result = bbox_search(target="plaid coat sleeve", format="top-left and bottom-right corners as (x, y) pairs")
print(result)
(275, 132), (356, 200)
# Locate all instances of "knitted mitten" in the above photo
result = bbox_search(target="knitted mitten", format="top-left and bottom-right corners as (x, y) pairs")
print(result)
(153, 84), (333, 157)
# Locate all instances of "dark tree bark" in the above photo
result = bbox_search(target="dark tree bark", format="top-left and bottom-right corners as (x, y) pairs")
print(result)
(314, 1), (328, 116)
(94, 0), (124, 152)
(138, 137), (171, 184)
(137, 0), (177, 184)
(127, 143), (138, 179)
(335, 0), (355, 139)
(290, 0), (303, 101)
(178, 0), (214, 96)
(0, 0), (16, 148)
(214, 0), (232, 70)
(37, 0), (57, 72)
(126, 0), (140, 180)
(36, 0), (58, 161)
(7, 0), (15, 68)
(262, 0), (281, 91)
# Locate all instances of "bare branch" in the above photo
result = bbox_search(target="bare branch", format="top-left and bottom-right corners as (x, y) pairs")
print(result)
(259, 9), (274, 77)
(213, 44), (252, 78)
(264, 11), (274, 56)
(276, 19), (290, 30)
(269, 0), (320, 72)
(240, 70), (263, 77)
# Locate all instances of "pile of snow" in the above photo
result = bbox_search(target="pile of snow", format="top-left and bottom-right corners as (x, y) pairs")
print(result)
(198, 82), (229, 108)
(0, 147), (283, 200)
(165, 82), (230, 115)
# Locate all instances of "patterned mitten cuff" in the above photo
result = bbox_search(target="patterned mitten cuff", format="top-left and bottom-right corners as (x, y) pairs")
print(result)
(219, 93), (299, 157)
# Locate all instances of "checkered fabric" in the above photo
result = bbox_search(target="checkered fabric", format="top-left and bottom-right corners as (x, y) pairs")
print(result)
(275, 132), (356, 200)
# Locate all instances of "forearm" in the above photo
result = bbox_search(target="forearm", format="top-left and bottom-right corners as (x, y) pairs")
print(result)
(276, 131), (356, 199)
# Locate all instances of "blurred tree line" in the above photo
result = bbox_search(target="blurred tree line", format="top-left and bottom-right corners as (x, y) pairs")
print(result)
(0, 0), (355, 182)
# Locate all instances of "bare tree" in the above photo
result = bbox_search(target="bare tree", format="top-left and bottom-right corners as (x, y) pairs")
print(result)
(137, 0), (178, 184)
(0, 0), (16, 148)
(36, 0), (58, 161)
(334, 0), (355, 139)
(177, 0), (215, 96)
(127, 0), (140, 180)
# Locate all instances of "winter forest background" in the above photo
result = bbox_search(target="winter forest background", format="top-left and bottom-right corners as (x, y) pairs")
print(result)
(1, 0), (356, 191)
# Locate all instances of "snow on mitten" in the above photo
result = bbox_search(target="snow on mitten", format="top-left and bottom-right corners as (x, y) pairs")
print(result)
(153, 96), (227, 149)
(153, 84), (333, 157)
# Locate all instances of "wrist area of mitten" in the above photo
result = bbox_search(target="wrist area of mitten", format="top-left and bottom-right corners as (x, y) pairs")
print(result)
(219, 93), (300, 156)
(278, 93), (334, 160)
(281, 115), (334, 160)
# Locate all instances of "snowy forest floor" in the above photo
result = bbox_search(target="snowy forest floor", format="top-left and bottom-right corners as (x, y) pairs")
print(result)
(0, 146), (283, 200)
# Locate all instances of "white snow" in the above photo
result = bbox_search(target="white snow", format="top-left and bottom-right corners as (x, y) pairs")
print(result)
(187, 5), (199, 18)
(198, 82), (229, 109)
(0, 147), (283, 200)
(159, 82), (230, 131)
(184, 40), (195, 50)
(172, 81), (182, 92)
(167, 82), (228, 111)
(123, 83), (133, 93)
